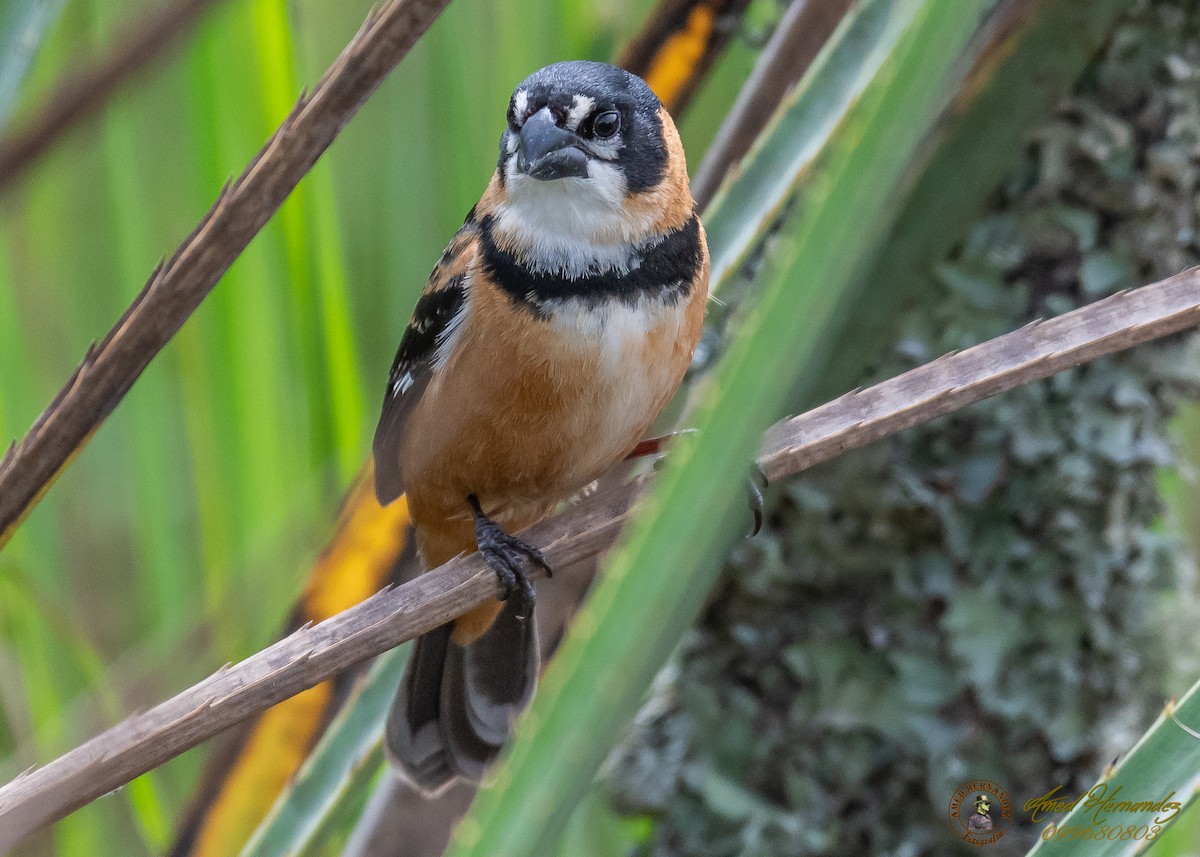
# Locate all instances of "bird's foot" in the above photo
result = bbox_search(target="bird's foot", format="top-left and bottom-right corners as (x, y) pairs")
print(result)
(467, 494), (552, 620)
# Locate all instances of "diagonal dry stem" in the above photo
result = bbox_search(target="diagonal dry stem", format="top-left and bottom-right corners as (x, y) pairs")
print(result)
(2, 265), (1199, 850)
(0, 0), (454, 549)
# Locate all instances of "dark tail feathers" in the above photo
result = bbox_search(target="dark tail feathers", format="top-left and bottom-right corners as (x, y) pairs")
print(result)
(385, 598), (538, 793)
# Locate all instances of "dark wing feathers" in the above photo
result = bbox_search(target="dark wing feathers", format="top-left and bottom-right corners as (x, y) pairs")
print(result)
(372, 228), (474, 505)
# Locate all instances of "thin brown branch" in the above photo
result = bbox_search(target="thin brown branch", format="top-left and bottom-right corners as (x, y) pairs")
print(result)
(2, 266), (1200, 848)
(757, 272), (1200, 480)
(0, 0), (226, 193)
(0, 0), (453, 550)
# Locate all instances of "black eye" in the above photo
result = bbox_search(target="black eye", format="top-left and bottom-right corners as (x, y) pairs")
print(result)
(592, 110), (620, 139)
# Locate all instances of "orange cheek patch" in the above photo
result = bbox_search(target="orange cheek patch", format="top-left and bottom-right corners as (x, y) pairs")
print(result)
(625, 107), (694, 233)
(474, 173), (509, 218)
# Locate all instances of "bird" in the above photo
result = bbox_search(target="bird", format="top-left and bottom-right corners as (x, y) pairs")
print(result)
(372, 59), (709, 793)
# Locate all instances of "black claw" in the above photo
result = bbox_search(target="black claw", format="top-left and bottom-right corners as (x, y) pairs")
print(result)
(518, 542), (552, 577)
(747, 466), (768, 537)
(467, 494), (550, 619)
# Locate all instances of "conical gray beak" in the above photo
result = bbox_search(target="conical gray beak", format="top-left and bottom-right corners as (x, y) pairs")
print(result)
(517, 107), (588, 181)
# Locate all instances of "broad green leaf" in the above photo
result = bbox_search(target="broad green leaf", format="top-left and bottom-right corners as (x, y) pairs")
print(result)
(702, 0), (914, 287)
(807, 0), (1133, 404)
(555, 788), (650, 857)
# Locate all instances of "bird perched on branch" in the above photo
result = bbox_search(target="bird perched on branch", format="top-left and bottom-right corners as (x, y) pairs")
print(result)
(372, 60), (708, 793)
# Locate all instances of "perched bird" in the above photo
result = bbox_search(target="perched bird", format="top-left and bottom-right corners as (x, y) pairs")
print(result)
(372, 60), (708, 793)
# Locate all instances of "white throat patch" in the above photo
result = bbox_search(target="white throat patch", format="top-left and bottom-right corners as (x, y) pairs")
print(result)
(495, 155), (657, 277)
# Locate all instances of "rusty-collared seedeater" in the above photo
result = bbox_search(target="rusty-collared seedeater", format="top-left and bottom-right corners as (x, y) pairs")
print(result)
(372, 60), (708, 793)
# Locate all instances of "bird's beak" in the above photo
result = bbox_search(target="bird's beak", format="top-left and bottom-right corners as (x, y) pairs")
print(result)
(517, 107), (588, 181)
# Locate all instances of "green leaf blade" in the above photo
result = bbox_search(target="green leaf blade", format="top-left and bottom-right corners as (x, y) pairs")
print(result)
(1026, 683), (1200, 856)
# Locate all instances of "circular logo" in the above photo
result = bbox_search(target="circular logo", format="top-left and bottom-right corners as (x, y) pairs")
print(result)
(948, 780), (1013, 846)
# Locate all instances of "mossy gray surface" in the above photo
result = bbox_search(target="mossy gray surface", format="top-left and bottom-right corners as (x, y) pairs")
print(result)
(607, 2), (1200, 853)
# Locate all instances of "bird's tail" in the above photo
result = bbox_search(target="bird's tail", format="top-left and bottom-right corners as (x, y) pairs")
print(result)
(386, 597), (539, 793)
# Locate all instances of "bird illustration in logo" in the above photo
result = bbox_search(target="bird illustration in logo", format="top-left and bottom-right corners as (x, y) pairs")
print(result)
(968, 794), (994, 832)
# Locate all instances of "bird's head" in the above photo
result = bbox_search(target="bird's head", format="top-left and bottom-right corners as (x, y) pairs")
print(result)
(500, 60), (667, 189)
(485, 61), (693, 275)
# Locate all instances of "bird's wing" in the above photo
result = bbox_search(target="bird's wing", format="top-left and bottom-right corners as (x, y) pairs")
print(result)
(372, 223), (477, 505)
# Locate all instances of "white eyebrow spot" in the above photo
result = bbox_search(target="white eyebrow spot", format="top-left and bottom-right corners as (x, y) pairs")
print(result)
(566, 95), (595, 131)
(513, 89), (529, 120)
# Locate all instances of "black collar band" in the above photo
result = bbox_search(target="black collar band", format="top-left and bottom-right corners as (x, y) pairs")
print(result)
(478, 213), (701, 312)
